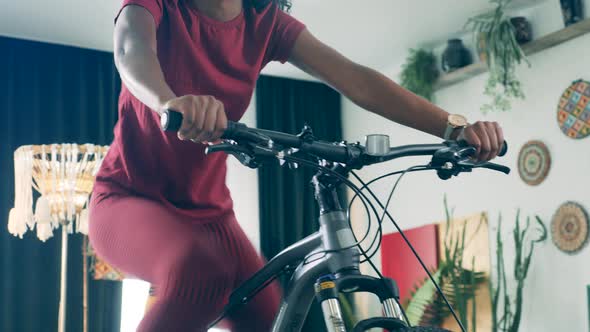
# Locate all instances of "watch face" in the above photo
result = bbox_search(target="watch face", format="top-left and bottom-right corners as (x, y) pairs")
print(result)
(449, 114), (468, 127)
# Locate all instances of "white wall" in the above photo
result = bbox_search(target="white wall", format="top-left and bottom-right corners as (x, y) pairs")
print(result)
(226, 94), (261, 252)
(342, 31), (590, 332)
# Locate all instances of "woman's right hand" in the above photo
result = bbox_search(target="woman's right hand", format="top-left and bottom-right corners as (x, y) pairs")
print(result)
(162, 95), (228, 143)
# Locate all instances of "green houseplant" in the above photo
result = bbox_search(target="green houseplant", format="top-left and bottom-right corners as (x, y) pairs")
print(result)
(400, 49), (440, 102)
(465, 0), (530, 112)
(490, 212), (547, 332)
(405, 198), (486, 330)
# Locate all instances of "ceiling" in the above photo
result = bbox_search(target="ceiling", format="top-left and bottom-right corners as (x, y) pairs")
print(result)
(0, 0), (543, 80)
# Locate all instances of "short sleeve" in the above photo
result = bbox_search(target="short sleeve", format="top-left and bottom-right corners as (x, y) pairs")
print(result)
(114, 0), (164, 27)
(267, 7), (306, 63)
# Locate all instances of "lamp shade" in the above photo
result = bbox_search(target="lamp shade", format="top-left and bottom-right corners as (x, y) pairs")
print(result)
(8, 143), (108, 241)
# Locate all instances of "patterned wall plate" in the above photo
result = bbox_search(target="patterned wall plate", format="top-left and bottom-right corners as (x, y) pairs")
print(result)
(517, 140), (551, 186)
(557, 79), (590, 139)
(551, 201), (589, 254)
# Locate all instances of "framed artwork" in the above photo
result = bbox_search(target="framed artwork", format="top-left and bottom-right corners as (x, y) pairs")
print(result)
(437, 212), (491, 332)
(383, 212), (491, 331)
(557, 79), (590, 139)
(518, 140), (551, 186)
(381, 224), (440, 303)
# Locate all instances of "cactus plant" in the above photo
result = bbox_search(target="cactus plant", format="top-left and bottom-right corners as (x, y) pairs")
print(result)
(490, 211), (547, 332)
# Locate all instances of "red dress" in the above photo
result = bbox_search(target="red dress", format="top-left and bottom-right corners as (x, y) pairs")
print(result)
(88, 1), (305, 331)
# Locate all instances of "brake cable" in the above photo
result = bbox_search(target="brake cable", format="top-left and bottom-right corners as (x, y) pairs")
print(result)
(351, 166), (434, 263)
(351, 172), (467, 332)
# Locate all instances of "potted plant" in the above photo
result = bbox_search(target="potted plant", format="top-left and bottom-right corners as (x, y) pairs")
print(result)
(466, 0), (530, 112)
(405, 198), (486, 330)
(400, 49), (440, 102)
(490, 212), (547, 332)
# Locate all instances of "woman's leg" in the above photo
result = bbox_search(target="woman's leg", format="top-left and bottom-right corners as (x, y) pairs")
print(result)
(223, 218), (282, 332)
(88, 194), (238, 332)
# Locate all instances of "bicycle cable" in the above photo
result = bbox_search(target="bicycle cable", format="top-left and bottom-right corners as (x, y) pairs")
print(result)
(302, 168), (432, 264)
(349, 166), (433, 263)
(358, 167), (418, 264)
(292, 162), (431, 266)
(280, 156), (416, 326)
(351, 172), (467, 332)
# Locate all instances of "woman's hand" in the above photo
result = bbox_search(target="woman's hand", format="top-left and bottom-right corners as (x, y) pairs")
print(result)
(162, 95), (228, 143)
(458, 121), (505, 162)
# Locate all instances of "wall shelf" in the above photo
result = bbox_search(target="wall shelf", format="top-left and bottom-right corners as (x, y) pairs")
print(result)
(434, 19), (590, 90)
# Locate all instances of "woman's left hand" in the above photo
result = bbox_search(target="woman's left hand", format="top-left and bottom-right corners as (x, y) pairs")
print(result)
(458, 121), (505, 162)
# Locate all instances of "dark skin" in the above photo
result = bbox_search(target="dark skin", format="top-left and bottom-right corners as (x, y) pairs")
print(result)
(114, 0), (505, 161)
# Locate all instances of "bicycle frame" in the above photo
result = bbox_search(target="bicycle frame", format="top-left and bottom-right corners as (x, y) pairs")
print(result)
(224, 170), (405, 332)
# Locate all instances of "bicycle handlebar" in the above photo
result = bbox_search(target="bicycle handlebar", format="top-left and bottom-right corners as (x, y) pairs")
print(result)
(162, 109), (356, 163)
(161, 110), (509, 175)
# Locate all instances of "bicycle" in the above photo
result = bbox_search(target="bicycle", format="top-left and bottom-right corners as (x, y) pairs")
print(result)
(161, 110), (510, 332)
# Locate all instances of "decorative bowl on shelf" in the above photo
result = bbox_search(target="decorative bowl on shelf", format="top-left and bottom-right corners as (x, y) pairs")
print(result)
(510, 16), (533, 44)
(441, 39), (472, 72)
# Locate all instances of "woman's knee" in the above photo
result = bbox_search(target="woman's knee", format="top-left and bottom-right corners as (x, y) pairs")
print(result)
(155, 240), (236, 298)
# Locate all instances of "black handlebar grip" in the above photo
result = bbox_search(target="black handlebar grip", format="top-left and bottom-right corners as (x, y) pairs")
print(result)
(161, 109), (184, 132)
(161, 109), (239, 137)
(499, 141), (508, 157)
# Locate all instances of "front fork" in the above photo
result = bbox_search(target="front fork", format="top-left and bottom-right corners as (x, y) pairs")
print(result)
(315, 273), (406, 332)
(315, 275), (347, 332)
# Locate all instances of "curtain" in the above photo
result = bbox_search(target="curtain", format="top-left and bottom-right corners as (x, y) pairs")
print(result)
(256, 74), (342, 331)
(0, 36), (121, 332)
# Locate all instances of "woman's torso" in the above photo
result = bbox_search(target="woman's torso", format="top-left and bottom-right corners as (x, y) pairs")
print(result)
(94, 0), (304, 220)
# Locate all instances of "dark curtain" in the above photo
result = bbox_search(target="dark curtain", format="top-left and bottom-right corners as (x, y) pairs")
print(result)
(0, 37), (121, 332)
(256, 75), (342, 331)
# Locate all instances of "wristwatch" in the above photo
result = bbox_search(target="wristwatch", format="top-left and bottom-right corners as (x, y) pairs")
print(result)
(443, 114), (468, 140)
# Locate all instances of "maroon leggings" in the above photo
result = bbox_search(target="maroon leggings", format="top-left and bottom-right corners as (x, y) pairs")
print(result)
(88, 193), (281, 332)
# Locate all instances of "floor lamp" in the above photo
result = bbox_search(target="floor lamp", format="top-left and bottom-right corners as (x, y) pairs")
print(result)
(8, 143), (109, 332)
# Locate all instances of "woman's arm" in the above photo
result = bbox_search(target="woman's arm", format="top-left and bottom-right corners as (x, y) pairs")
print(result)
(114, 6), (227, 142)
(288, 29), (504, 161)
(114, 5), (176, 114)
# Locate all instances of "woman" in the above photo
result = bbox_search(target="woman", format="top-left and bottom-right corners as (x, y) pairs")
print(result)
(88, 0), (505, 331)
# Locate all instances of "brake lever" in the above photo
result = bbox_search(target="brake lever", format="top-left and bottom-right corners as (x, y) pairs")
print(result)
(206, 141), (264, 169)
(460, 161), (511, 174)
(205, 142), (245, 154)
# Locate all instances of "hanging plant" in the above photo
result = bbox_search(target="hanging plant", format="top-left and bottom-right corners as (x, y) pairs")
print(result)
(465, 0), (530, 112)
(400, 49), (440, 102)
